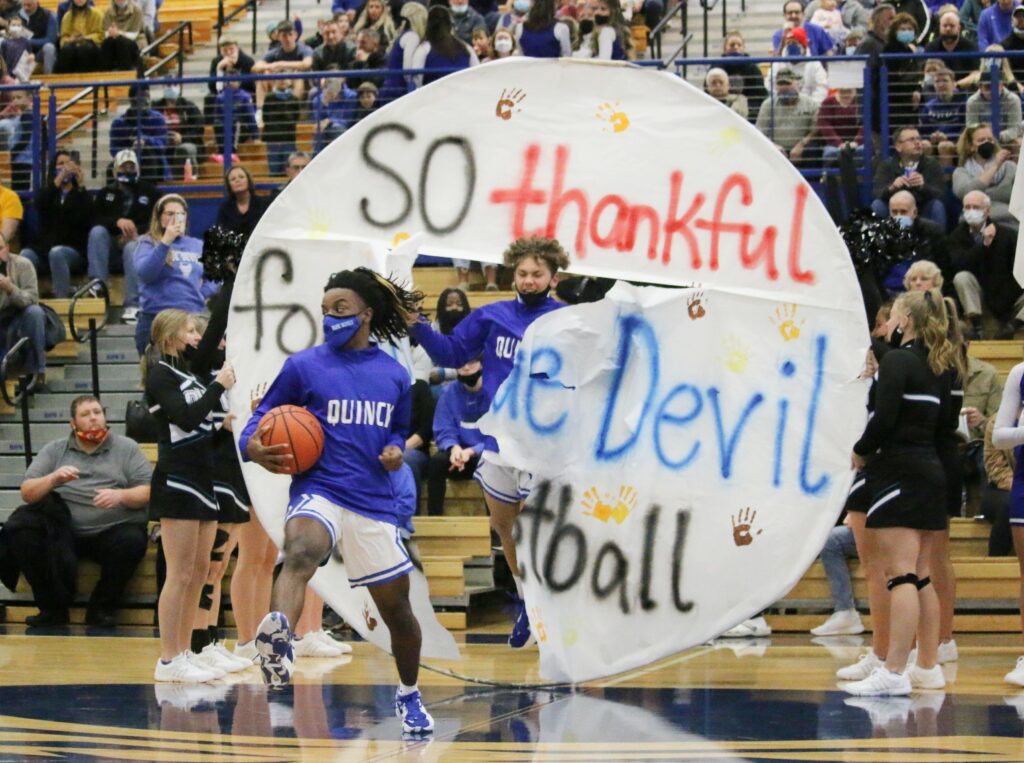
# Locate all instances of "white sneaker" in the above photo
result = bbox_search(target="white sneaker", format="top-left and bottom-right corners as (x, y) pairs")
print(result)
(313, 629), (353, 654)
(154, 653), (217, 683)
(810, 609), (864, 637)
(720, 616), (771, 638)
(836, 651), (884, 680)
(188, 649), (227, 679)
(199, 643), (248, 673)
(234, 640), (258, 663)
(1005, 656), (1024, 686)
(211, 642), (253, 672)
(1004, 694), (1024, 720)
(121, 306), (139, 324)
(908, 663), (946, 690)
(294, 634), (345, 658)
(843, 666), (912, 696)
(937, 639), (959, 664)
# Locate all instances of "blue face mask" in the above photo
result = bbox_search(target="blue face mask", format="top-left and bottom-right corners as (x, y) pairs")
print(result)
(513, 0), (529, 12)
(786, 44), (804, 56)
(896, 29), (915, 44)
(894, 214), (913, 229)
(323, 313), (362, 349)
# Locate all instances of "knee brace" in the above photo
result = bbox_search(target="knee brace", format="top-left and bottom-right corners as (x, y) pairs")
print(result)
(887, 573), (919, 591)
(210, 528), (230, 562)
(199, 582), (214, 610)
(915, 576), (931, 590)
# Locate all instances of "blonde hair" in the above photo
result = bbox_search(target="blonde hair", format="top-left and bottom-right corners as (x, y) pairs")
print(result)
(894, 289), (963, 377)
(903, 259), (944, 291)
(956, 122), (1001, 166)
(140, 309), (195, 384)
(148, 193), (189, 241)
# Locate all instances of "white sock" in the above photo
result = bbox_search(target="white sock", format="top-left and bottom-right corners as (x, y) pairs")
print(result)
(513, 575), (524, 599)
(398, 682), (418, 696)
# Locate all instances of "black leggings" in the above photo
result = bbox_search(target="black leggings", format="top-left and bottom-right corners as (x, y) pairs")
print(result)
(55, 40), (100, 74)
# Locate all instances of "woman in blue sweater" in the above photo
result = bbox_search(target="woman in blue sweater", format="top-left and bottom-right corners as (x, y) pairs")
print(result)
(133, 194), (218, 355)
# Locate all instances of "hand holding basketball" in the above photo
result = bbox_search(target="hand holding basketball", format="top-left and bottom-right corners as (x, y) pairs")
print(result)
(254, 405), (325, 474)
(247, 422), (294, 474)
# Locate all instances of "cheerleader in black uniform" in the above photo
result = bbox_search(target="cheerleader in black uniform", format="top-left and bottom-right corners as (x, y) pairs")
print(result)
(843, 289), (961, 697)
(147, 308), (237, 684)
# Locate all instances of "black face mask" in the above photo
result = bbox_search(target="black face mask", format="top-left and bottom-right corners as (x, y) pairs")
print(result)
(116, 172), (138, 185)
(438, 307), (468, 334)
(459, 369), (482, 388)
(888, 325), (905, 349)
(579, 18), (594, 33)
(977, 141), (997, 160)
(517, 286), (550, 308)
(594, 13), (610, 24)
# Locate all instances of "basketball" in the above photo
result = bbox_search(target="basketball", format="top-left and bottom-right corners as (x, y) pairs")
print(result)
(258, 405), (324, 474)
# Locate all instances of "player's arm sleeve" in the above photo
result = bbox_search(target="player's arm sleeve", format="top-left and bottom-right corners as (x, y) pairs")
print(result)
(992, 363), (1024, 449)
(238, 359), (304, 459)
(432, 387), (459, 451)
(853, 351), (909, 456)
(411, 309), (487, 368)
(388, 378), (413, 451)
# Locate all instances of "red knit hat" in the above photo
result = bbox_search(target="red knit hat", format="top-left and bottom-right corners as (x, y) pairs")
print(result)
(788, 26), (808, 48)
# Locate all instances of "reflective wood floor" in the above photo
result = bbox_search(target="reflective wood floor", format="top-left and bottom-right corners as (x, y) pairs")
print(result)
(3, 627), (1024, 761)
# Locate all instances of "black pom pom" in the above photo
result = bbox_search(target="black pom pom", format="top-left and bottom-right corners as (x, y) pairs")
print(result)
(201, 226), (246, 282)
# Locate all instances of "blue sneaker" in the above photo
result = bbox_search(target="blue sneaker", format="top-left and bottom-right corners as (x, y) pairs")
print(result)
(255, 611), (294, 687)
(395, 689), (434, 734)
(508, 597), (536, 649)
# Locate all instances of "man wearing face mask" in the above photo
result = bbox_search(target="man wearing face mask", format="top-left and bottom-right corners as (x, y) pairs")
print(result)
(449, 0), (486, 45)
(872, 126), (948, 227)
(926, 11), (980, 87)
(949, 190), (1021, 338)
(14, 396), (152, 628)
(152, 84), (203, 180)
(90, 149), (159, 324)
(880, 190), (947, 293)
(426, 359), (487, 517)
(755, 67), (821, 164)
(978, 0), (1019, 51)
(1000, 6), (1024, 82)
(110, 86), (170, 182)
(495, 0), (529, 31)
(18, 0), (57, 73)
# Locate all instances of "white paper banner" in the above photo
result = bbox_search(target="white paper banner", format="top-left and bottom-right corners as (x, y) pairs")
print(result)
(228, 57), (867, 680)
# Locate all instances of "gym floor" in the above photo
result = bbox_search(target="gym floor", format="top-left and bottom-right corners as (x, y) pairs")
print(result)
(2, 628), (1024, 761)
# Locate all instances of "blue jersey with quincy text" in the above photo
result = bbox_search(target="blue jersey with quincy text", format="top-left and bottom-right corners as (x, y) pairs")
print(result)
(410, 295), (564, 452)
(238, 344), (412, 524)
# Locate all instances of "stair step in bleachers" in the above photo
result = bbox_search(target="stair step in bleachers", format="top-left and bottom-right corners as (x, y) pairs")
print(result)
(968, 340), (1024, 379)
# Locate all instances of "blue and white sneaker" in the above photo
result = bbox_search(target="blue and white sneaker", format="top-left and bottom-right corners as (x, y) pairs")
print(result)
(255, 611), (294, 687)
(395, 689), (434, 734)
(508, 597), (536, 649)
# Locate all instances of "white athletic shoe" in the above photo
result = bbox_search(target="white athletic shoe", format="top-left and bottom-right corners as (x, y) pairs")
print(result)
(234, 640), (259, 664)
(255, 611), (295, 687)
(810, 609), (864, 637)
(908, 663), (946, 690)
(212, 643), (253, 672)
(294, 634), (345, 658)
(188, 649), (227, 679)
(199, 643), (247, 674)
(1005, 656), (1024, 686)
(937, 639), (959, 664)
(836, 651), (884, 681)
(720, 616), (772, 638)
(843, 666), (912, 696)
(153, 653), (217, 684)
(312, 629), (353, 654)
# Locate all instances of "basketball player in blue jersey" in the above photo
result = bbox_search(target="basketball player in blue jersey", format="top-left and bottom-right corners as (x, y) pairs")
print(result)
(238, 268), (435, 734)
(409, 236), (570, 649)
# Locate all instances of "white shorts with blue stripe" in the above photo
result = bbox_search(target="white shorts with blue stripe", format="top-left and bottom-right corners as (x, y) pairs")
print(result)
(473, 451), (533, 504)
(286, 493), (413, 587)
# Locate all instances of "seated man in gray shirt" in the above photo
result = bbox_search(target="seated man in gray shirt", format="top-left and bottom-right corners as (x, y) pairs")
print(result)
(16, 395), (152, 627)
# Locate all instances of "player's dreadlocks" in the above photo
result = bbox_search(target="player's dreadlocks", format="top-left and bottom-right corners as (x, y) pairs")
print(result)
(324, 267), (423, 346)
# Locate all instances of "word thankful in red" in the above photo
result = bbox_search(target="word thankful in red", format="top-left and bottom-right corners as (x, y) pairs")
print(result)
(488, 144), (815, 285)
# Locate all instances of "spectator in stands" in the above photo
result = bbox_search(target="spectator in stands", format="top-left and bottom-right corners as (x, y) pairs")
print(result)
(961, 331), (1004, 514)
(269, 149), (309, 202)
(769, 27), (829, 103)
(411, 7), (479, 87)
(21, 152), (93, 298)
(402, 376), (434, 503)
(872, 125), (947, 227)
(110, 86), (169, 182)
(755, 67), (820, 165)
(100, 0), (143, 70)
(378, 2), (425, 103)
(883, 13), (926, 129)
(950, 190), (1022, 337)
(515, 0), (571, 57)
(809, 521), (864, 636)
(983, 417), (1014, 556)
(427, 287), (470, 398)
(56, 0), (103, 72)
(216, 165), (269, 243)
(352, 0), (397, 45)
(960, 0), (990, 45)
(20, 0), (57, 74)
(919, 67), (966, 166)
(251, 20), (314, 113)
(772, 0), (834, 56)
(1001, 6), (1024, 83)
(352, 81), (379, 123)
(262, 78), (300, 176)
(492, 26), (518, 58)
(0, 178), (20, 247)
(705, 67), (748, 118)
(0, 229), (43, 386)
(91, 149), (155, 324)
(806, 0), (868, 40)
(494, 0), (528, 31)
(449, 0), (486, 45)
(2, 89), (33, 191)
(212, 69), (258, 157)
(135, 194), (218, 355)
(882, 190), (947, 292)
(818, 87), (863, 160)
(313, 18), (352, 70)
(721, 31), (768, 118)
(427, 358), (486, 516)
(953, 123), (1018, 227)
(16, 395), (151, 627)
(809, 0), (848, 49)
(925, 11), (980, 88)
(966, 65), (1023, 147)
(472, 27), (493, 60)
(209, 37), (256, 100)
(587, 0), (631, 60)
(152, 84), (203, 180)
(856, 3), (895, 55)
(977, 0), (1017, 51)
(311, 71), (356, 148)
(347, 28), (387, 88)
